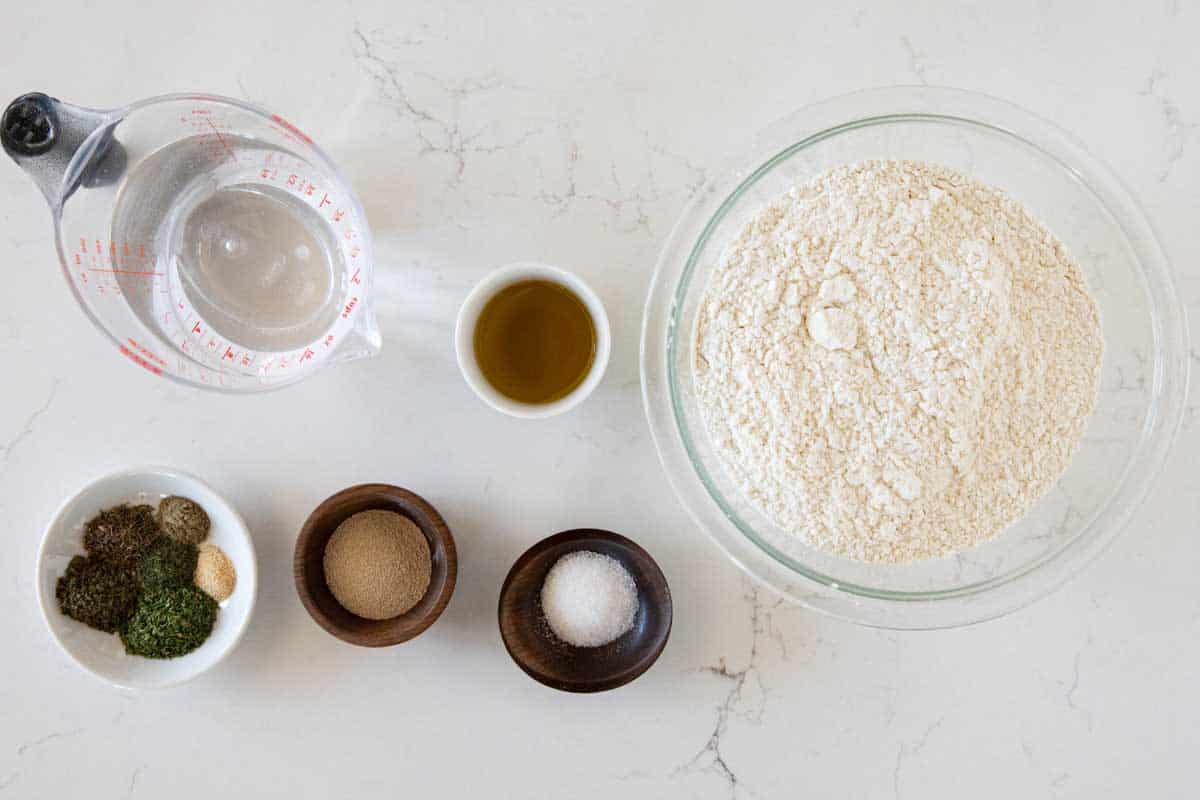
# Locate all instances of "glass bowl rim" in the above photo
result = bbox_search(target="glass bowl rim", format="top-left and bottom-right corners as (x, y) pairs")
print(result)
(640, 85), (1189, 628)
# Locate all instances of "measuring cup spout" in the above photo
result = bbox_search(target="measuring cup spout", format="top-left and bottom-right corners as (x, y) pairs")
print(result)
(1, 92), (124, 208)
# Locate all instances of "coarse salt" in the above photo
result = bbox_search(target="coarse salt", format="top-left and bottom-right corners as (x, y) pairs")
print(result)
(540, 551), (638, 648)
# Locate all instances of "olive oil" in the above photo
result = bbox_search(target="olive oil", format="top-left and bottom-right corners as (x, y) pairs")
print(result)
(473, 280), (596, 404)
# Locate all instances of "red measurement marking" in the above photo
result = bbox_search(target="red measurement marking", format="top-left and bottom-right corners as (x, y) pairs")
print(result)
(138, 244), (146, 258)
(350, 269), (361, 285)
(88, 268), (163, 277)
(300, 348), (315, 362)
(342, 297), (358, 319)
(319, 193), (332, 209)
(324, 334), (335, 347)
(192, 322), (203, 335)
(270, 114), (313, 145)
(206, 119), (238, 164)
(223, 347), (236, 361)
(126, 338), (167, 367)
(74, 254), (81, 265)
(120, 345), (163, 376)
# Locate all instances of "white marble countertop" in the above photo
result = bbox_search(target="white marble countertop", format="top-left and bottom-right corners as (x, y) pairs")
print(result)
(1, 1), (1197, 797)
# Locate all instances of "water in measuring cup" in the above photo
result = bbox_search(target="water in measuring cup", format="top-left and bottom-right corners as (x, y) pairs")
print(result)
(111, 134), (348, 355)
(170, 182), (342, 351)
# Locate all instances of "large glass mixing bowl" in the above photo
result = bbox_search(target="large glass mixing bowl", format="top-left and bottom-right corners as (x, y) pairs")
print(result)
(641, 87), (1188, 629)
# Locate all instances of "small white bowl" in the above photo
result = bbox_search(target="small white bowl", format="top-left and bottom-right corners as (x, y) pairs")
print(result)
(36, 466), (258, 689)
(455, 263), (611, 418)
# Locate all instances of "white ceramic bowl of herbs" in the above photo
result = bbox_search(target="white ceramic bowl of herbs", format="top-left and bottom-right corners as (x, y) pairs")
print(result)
(36, 466), (257, 689)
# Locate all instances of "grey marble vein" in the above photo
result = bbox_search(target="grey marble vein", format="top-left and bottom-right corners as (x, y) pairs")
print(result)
(673, 585), (782, 797)
(15, 728), (82, 757)
(0, 379), (60, 464)
(1061, 630), (1095, 731)
(892, 717), (945, 800)
(1139, 66), (1198, 183)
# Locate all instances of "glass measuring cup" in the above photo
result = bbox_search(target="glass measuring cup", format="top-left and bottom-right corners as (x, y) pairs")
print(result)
(2, 92), (380, 391)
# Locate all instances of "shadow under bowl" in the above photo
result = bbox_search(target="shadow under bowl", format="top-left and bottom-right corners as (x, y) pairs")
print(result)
(498, 529), (672, 693)
(294, 484), (457, 647)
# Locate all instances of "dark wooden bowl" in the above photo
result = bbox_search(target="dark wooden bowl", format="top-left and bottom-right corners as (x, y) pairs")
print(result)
(294, 484), (457, 647)
(498, 529), (672, 692)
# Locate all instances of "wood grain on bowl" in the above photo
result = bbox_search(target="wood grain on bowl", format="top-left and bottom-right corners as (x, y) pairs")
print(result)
(498, 529), (672, 693)
(294, 484), (457, 647)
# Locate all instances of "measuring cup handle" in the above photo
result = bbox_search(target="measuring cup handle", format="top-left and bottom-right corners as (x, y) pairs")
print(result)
(2, 92), (120, 207)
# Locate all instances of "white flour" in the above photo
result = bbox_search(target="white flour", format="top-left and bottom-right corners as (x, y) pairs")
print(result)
(694, 160), (1102, 563)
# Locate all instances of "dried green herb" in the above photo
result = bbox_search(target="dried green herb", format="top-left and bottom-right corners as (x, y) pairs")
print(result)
(120, 585), (217, 659)
(157, 496), (210, 544)
(55, 555), (139, 633)
(83, 504), (160, 569)
(138, 536), (198, 590)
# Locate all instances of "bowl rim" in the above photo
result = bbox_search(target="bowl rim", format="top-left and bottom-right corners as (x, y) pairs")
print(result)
(454, 262), (612, 419)
(293, 483), (458, 647)
(35, 465), (259, 689)
(640, 85), (1189, 629)
(497, 528), (673, 692)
